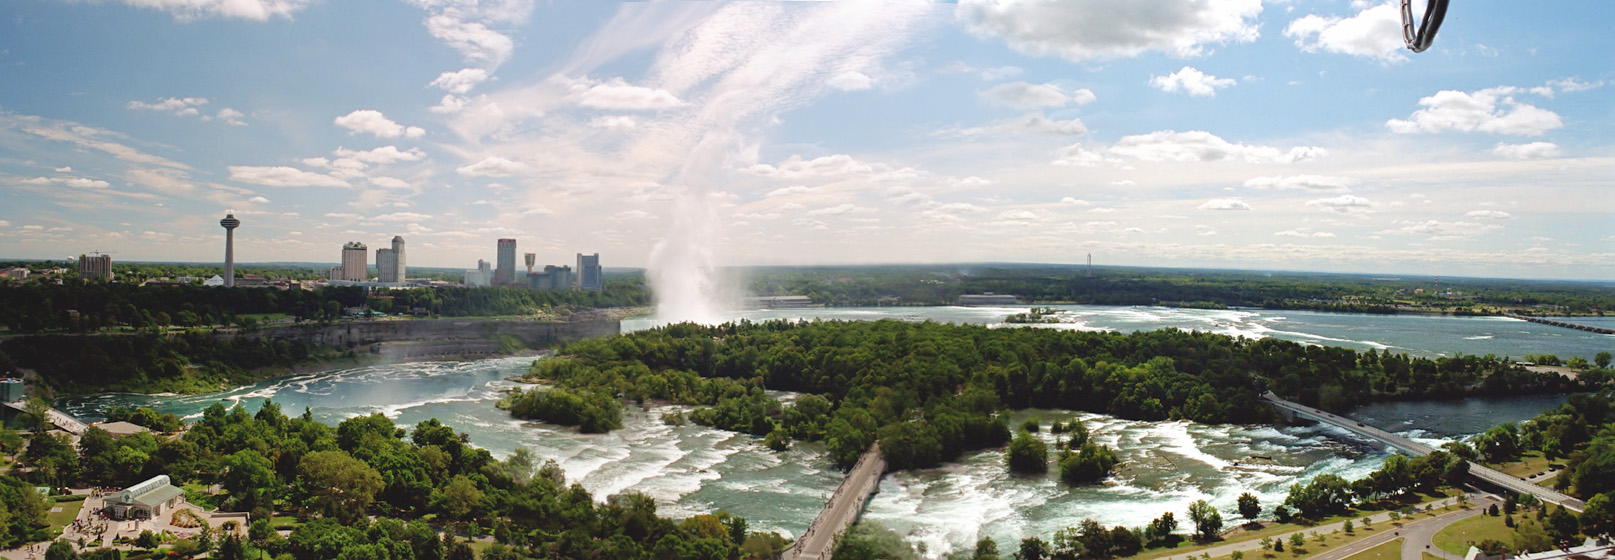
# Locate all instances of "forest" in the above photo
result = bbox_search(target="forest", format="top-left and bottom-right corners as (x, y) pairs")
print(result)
(0, 281), (646, 334)
(1, 401), (786, 559)
(511, 320), (1594, 474)
(743, 264), (1615, 315)
(0, 332), (335, 394)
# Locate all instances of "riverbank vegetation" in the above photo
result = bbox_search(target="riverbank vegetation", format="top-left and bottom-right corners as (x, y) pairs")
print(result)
(0, 281), (647, 335)
(1, 400), (787, 559)
(0, 331), (340, 394)
(743, 264), (1615, 315)
(1467, 389), (1615, 521)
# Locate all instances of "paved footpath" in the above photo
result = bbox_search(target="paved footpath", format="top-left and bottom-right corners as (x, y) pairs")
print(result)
(1150, 493), (1495, 560)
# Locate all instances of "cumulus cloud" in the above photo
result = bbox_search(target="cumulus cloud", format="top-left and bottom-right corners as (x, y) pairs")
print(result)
(765, 185), (819, 198)
(1198, 198), (1251, 211)
(589, 116), (638, 131)
(1378, 219), (1501, 239)
(806, 203), (871, 216)
(456, 157), (528, 178)
(1244, 175), (1353, 192)
(109, 0), (310, 21)
(333, 110), (426, 139)
(827, 71), (874, 91)
(1149, 66), (1235, 96)
(1060, 197), (1093, 206)
(215, 108), (247, 126)
(1306, 194), (1376, 213)
(372, 212), (433, 222)
(980, 81), (1095, 109)
(369, 177), (413, 190)
(430, 68), (489, 94)
(1386, 87), (1563, 136)
(745, 155), (875, 179)
(227, 166), (349, 188)
(17, 176), (110, 189)
(332, 146), (426, 165)
(1284, 2), (1406, 62)
(1465, 210), (1512, 219)
(577, 79), (684, 110)
(127, 97), (208, 116)
(950, 113), (1088, 137)
(1110, 130), (1326, 164)
(1492, 142), (1560, 160)
(1052, 144), (1108, 167)
(423, 14), (515, 66)
(1275, 229), (1336, 238)
(956, 0), (1263, 61)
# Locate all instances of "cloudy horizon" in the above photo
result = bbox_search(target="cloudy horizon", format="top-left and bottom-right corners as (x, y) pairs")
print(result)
(1, 1), (1610, 280)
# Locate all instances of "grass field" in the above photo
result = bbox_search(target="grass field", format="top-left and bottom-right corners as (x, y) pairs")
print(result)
(46, 498), (83, 534)
(1344, 538), (1402, 560)
(1429, 512), (1551, 556)
(1131, 495), (1461, 560)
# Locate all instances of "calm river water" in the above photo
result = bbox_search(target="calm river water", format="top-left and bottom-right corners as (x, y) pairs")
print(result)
(55, 306), (1612, 557)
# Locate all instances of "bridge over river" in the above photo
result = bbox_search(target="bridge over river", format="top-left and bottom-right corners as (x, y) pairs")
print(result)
(783, 443), (886, 560)
(1, 400), (87, 435)
(1262, 392), (1585, 512)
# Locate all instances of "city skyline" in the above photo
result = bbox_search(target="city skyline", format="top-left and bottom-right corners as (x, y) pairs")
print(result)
(0, 2), (1611, 280)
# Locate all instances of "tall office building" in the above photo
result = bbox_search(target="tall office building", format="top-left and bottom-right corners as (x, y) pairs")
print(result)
(376, 248), (397, 283)
(530, 265), (573, 291)
(78, 254), (113, 282)
(341, 242), (368, 281)
(219, 213), (240, 287)
(494, 239), (516, 286)
(575, 253), (602, 291)
(392, 236), (406, 282)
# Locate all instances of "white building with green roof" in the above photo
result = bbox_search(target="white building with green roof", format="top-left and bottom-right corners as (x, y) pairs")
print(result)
(109, 475), (186, 520)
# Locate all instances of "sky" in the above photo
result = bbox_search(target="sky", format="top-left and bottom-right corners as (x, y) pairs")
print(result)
(0, 0), (1610, 280)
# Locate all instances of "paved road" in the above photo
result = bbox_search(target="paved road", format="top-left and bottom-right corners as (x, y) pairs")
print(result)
(783, 444), (886, 560)
(1262, 392), (1584, 512)
(1147, 495), (1477, 560)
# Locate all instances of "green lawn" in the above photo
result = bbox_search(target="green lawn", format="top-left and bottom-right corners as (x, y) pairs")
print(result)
(1131, 492), (1459, 560)
(1429, 513), (1548, 556)
(46, 498), (84, 534)
(1344, 538), (1402, 560)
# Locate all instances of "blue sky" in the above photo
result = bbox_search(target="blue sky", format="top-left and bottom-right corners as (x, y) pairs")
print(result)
(0, 0), (1610, 279)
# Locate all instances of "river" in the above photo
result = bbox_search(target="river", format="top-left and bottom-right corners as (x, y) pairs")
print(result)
(55, 305), (1611, 556)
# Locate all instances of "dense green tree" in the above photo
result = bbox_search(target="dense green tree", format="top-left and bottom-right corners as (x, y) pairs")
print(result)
(1236, 492), (1261, 523)
(1006, 431), (1048, 474)
(299, 451), (384, 522)
(1187, 500), (1223, 541)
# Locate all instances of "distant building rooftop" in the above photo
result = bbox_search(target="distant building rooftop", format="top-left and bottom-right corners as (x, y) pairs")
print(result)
(96, 421), (151, 438)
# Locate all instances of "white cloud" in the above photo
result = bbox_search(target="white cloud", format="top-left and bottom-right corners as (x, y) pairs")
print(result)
(980, 81), (1095, 109)
(372, 212), (433, 222)
(1284, 2), (1406, 62)
(1111, 130), (1326, 164)
(1052, 144), (1108, 167)
(369, 177), (413, 190)
(1060, 197), (1092, 206)
(215, 108), (247, 126)
(423, 14), (516, 66)
(765, 185), (819, 198)
(333, 110), (426, 139)
(127, 97), (209, 117)
(227, 166), (349, 188)
(16, 175), (110, 189)
(1198, 198), (1252, 211)
(1149, 66), (1235, 96)
(431, 95), (468, 114)
(1386, 87), (1563, 136)
(456, 156), (527, 177)
(806, 203), (871, 216)
(332, 146), (426, 165)
(109, 0), (309, 21)
(1275, 230), (1336, 238)
(248, 196), (270, 203)
(430, 68), (490, 94)
(1306, 194), (1376, 213)
(952, 113), (1088, 137)
(1492, 142), (1560, 160)
(956, 0), (1263, 61)
(1378, 220), (1501, 239)
(1465, 210), (1512, 219)
(827, 71), (874, 92)
(577, 79), (684, 110)
(1549, 77), (1603, 94)
(1244, 175), (1353, 191)
(589, 116), (638, 131)
(745, 155), (874, 179)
